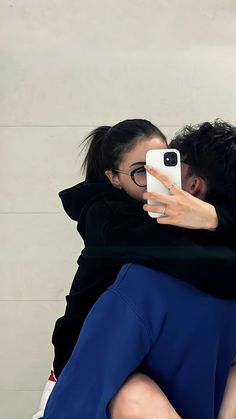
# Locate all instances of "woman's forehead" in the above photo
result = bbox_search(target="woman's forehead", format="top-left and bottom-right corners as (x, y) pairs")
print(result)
(122, 137), (167, 166)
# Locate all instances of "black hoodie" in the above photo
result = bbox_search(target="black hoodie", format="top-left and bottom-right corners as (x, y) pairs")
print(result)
(52, 181), (236, 378)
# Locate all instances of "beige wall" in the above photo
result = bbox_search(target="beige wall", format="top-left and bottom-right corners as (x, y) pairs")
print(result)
(1, 1), (236, 418)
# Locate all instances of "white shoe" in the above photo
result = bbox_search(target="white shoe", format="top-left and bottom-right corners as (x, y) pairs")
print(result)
(32, 371), (56, 419)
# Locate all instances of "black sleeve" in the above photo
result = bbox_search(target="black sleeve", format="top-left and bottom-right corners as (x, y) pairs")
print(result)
(84, 198), (182, 247)
(215, 204), (236, 245)
(83, 200), (236, 297)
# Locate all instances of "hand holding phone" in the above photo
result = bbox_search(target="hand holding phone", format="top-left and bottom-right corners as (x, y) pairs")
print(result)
(146, 149), (182, 218)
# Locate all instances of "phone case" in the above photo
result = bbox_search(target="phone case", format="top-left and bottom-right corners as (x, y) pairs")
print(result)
(146, 149), (182, 218)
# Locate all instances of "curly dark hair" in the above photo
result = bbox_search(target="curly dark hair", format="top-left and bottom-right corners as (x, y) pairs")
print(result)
(170, 120), (236, 204)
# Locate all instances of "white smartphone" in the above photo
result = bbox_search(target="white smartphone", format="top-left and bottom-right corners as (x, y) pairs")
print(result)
(146, 149), (182, 218)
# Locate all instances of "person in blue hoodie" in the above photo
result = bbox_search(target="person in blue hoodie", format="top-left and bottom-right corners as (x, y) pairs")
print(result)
(41, 119), (236, 419)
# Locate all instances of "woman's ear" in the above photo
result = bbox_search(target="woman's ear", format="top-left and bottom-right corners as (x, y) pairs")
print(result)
(187, 176), (208, 200)
(105, 170), (122, 189)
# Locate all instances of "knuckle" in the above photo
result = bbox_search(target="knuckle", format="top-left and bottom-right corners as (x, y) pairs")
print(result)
(149, 192), (158, 200)
(161, 174), (169, 183)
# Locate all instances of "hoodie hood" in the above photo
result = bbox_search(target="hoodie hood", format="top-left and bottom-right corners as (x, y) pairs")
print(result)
(58, 181), (115, 222)
(59, 181), (143, 238)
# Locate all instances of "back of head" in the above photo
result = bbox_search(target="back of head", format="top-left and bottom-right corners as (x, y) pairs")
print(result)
(82, 119), (167, 183)
(170, 120), (236, 204)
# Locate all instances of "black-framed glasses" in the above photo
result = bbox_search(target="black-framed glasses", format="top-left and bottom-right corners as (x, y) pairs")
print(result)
(113, 166), (147, 187)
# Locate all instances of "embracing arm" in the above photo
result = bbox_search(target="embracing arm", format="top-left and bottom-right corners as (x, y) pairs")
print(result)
(84, 193), (236, 299)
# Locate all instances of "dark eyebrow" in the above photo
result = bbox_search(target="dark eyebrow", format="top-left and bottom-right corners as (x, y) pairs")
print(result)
(130, 161), (146, 168)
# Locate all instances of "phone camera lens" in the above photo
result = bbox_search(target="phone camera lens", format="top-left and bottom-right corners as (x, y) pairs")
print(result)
(164, 152), (177, 166)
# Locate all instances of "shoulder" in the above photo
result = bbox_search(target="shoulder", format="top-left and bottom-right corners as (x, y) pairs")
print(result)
(84, 190), (146, 243)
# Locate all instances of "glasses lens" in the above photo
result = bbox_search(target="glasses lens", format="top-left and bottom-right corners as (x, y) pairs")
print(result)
(133, 167), (146, 187)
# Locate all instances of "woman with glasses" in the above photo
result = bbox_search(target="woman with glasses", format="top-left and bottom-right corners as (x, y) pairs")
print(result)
(52, 119), (168, 378)
(33, 119), (169, 419)
(35, 119), (236, 419)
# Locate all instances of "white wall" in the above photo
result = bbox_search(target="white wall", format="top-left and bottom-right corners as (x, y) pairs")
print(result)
(1, 1), (236, 418)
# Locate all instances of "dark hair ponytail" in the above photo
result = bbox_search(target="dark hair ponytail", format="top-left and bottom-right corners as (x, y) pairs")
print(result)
(82, 119), (167, 183)
(82, 126), (111, 182)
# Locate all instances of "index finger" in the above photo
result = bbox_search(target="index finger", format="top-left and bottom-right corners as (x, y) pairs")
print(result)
(142, 190), (173, 204)
(145, 165), (182, 194)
